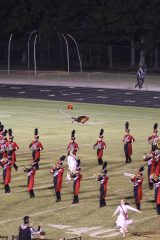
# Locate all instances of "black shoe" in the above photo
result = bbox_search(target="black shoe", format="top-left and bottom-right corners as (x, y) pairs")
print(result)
(30, 195), (35, 198)
(56, 199), (61, 202)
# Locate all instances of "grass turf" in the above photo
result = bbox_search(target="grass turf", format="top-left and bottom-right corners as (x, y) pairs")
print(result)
(0, 98), (160, 240)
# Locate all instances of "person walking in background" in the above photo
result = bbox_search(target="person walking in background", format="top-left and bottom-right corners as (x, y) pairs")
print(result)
(135, 66), (146, 89)
(112, 199), (141, 237)
(123, 122), (135, 163)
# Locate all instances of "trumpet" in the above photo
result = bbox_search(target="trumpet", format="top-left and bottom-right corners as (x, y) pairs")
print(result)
(123, 172), (135, 178)
(123, 135), (130, 144)
(93, 172), (101, 178)
(153, 137), (160, 150)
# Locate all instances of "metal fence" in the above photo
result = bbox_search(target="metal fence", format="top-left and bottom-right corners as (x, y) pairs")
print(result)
(0, 70), (159, 92)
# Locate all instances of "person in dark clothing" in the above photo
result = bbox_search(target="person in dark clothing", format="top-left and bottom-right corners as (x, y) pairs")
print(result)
(135, 66), (146, 89)
(18, 216), (41, 240)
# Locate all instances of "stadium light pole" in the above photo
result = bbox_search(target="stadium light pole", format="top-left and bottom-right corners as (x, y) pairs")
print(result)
(57, 32), (63, 70)
(62, 34), (70, 75)
(8, 33), (13, 75)
(34, 34), (38, 76)
(27, 29), (37, 75)
(67, 34), (82, 73)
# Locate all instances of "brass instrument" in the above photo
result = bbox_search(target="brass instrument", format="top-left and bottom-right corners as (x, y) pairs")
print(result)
(123, 135), (130, 144)
(123, 172), (135, 178)
(152, 137), (160, 150)
(143, 153), (152, 161)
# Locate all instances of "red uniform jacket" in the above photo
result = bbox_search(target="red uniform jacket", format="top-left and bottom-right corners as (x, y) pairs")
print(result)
(29, 141), (43, 161)
(155, 158), (160, 176)
(67, 142), (79, 156)
(144, 156), (156, 181)
(94, 140), (106, 159)
(131, 176), (143, 203)
(155, 181), (160, 205)
(97, 175), (109, 198)
(0, 142), (8, 159)
(51, 167), (64, 192)
(73, 173), (82, 195)
(123, 134), (135, 156)
(6, 141), (19, 164)
(27, 168), (36, 191)
(1, 160), (12, 185)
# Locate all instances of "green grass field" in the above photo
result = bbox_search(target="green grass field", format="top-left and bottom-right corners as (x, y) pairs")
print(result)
(0, 98), (160, 240)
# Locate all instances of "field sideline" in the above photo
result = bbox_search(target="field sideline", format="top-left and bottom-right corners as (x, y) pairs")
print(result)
(0, 98), (160, 240)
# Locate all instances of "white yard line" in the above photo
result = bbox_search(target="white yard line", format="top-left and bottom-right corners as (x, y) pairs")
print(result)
(0, 204), (77, 225)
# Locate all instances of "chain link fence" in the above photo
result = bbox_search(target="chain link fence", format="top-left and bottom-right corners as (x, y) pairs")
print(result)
(0, 70), (159, 91)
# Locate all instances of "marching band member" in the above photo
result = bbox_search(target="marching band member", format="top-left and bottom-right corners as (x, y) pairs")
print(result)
(0, 123), (4, 142)
(112, 199), (141, 237)
(155, 150), (160, 176)
(123, 122), (135, 163)
(0, 130), (8, 160)
(130, 166), (144, 210)
(96, 161), (109, 208)
(69, 159), (82, 204)
(67, 150), (77, 181)
(66, 130), (79, 156)
(148, 123), (159, 152)
(144, 152), (156, 189)
(50, 155), (65, 202)
(6, 128), (19, 171)
(29, 128), (44, 170)
(0, 155), (12, 193)
(23, 163), (37, 198)
(93, 129), (106, 165)
(150, 174), (160, 215)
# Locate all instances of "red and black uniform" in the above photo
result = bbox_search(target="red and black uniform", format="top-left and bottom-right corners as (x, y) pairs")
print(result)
(50, 164), (64, 202)
(154, 179), (160, 215)
(70, 159), (82, 204)
(130, 175), (143, 210)
(67, 141), (79, 156)
(94, 139), (106, 165)
(67, 130), (79, 156)
(0, 157), (12, 193)
(0, 138), (8, 160)
(97, 173), (109, 208)
(123, 133), (135, 163)
(72, 171), (82, 204)
(155, 155), (160, 176)
(144, 153), (156, 189)
(24, 166), (36, 198)
(148, 123), (158, 152)
(29, 139), (43, 170)
(6, 137), (19, 171)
